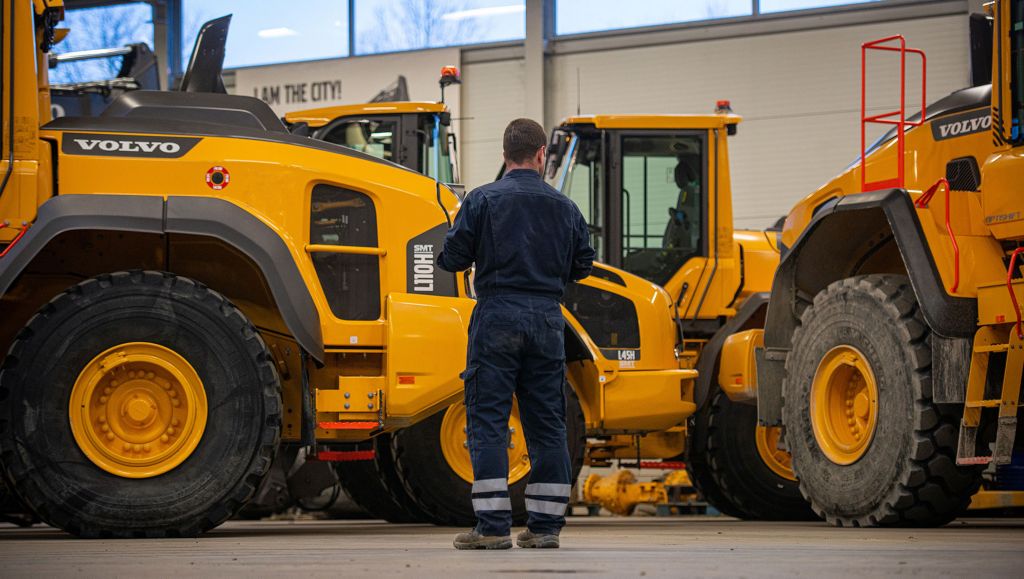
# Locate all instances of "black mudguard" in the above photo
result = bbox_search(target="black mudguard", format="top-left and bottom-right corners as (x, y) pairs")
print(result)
(757, 188), (976, 424)
(0, 194), (324, 362)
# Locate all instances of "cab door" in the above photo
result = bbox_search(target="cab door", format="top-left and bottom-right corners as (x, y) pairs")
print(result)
(606, 130), (710, 318)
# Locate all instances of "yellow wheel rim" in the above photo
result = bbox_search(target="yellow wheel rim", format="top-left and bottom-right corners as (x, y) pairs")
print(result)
(69, 342), (208, 478)
(439, 401), (531, 485)
(755, 425), (797, 481)
(810, 345), (879, 465)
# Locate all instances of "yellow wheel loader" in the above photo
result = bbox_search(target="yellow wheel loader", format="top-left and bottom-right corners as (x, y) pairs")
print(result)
(729, 0), (1024, 526)
(285, 95), (701, 525)
(542, 109), (815, 520)
(285, 100), (459, 187)
(0, 1), (698, 536)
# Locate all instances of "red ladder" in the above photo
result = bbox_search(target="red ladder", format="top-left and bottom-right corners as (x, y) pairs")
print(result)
(861, 35), (927, 192)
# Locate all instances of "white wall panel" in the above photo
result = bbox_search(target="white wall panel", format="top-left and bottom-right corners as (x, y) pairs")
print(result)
(459, 59), (526, 190)
(234, 48), (461, 117)
(547, 14), (969, 229)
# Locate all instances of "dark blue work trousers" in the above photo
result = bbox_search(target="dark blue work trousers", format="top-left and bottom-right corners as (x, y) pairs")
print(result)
(463, 294), (571, 537)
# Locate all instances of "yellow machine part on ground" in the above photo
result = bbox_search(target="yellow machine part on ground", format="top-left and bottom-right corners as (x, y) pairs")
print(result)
(582, 469), (697, 516)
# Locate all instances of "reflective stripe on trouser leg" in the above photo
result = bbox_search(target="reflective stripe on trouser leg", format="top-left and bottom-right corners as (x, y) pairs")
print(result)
(525, 483), (571, 497)
(472, 478), (508, 493)
(525, 481), (571, 520)
(525, 498), (568, 516)
(473, 497), (512, 511)
(471, 478), (511, 516)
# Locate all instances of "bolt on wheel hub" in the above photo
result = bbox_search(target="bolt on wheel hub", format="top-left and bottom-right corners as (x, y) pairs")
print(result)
(69, 342), (208, 478)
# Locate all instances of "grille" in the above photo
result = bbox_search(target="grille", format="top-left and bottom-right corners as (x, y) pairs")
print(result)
(945, 157), (981, 191)
(563, 282), (640, 350)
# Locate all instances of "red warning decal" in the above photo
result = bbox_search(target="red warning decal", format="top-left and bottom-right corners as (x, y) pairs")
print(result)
(205, 166), (230, 190)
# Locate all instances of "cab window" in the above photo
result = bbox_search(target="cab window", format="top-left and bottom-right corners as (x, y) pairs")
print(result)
(421, 115), (454, 183)
(556, 135), (605, 261)
(1011, 0), (1023, 144)
(321, 118), (398, 163)
(620, 135), (704, 286)
(309, 185), (381, 320)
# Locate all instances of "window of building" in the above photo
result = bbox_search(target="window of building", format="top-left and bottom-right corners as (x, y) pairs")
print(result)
(354, 0), (525, 55)
(759, 0), (880, 14)
(555, 0), (751, 36)
(49, 2), (154, 85)
(182, 0), (348, 69)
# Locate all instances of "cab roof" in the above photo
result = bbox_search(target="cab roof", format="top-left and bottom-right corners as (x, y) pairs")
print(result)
(560, 114), (742, 130)
(284, 101), (448, 128)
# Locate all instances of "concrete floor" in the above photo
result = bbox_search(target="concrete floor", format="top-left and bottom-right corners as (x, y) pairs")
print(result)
(1, 516), (1022, 578)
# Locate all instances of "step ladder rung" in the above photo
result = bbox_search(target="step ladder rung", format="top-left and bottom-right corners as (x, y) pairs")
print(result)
(965, 400), (1003, 408)
(311, 450), (376, 462)
(956, 456), (993, 466)
(973, 344), (1010, 353)
(318, 421), (379, 430)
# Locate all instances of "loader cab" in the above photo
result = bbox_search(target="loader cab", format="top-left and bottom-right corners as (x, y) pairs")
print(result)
(545, 113), (742, 326)
(284, 102), (458, 184)
(546, 124), (707, 285)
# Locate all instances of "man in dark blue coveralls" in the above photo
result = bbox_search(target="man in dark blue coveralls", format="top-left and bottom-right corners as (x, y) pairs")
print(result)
(438, 118), (595, 550)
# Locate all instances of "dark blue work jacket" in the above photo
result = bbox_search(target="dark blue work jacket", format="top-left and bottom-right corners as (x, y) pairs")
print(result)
(437, 169), (595, 300)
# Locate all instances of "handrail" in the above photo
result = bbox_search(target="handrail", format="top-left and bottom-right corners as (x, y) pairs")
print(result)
(0, 224), (28, 259)
(305, 244), (386, 256)
(914, 178), (959, 292)
(861, 35), (927, 192)
(1007, 248), (1024, 339)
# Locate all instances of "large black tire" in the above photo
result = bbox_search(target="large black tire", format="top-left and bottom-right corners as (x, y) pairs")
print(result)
(704, 391), (818, 520)
(336, 433), (429, 523)
(782, 275), (981, 527)
(0, 477), (38, 527)
(393, 386), (586, 527)
(685, 396), (746, 519)
(0, 271), (281, 537)
(236, 447), (297, 520)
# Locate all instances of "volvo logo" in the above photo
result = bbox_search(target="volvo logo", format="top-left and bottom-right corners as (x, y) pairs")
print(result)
(72, 138), (182, 154)
(61, 133), (201, 158)
(932, 109), (991, 141)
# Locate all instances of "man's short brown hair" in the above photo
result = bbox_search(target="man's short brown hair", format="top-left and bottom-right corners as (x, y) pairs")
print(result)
(503, 118), (547, 164)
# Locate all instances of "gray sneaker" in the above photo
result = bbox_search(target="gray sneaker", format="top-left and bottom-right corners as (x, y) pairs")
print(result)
(517, 530), (560, 548)
(453, 529), (513, 550)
